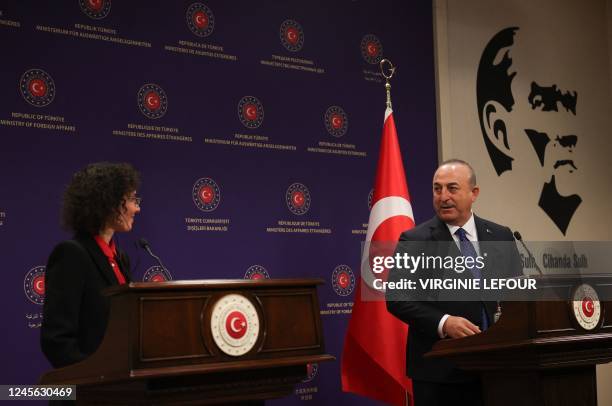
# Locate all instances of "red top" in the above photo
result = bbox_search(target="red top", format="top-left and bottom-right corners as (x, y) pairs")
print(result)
(93, 235), (126, 285)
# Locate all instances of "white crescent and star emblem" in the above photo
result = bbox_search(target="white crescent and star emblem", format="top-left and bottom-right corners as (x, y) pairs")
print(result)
(20, 69), (56, 107)
(285, 182), (312, 216)
(194, 12), (207, 27)
(24, 266), (46, 305)
(293, 192), (304, 206)
(582, 298), (594, 317)
(200, 186), (213, 202)
(230, 317), (241, 332)
(186, 3), (215, 37)
(332, 265), (355, 296)
(280, 20), (304, 52)
(287, 29), (297, 42)
(286, 183), (310, 215)
(361, 196), (414, 292)
(571, 284), (601, 331)
(324, 106), (348, 137)
(229, 315), (246, 334)
(192, 178), (221, 212)
(34, 278), (45, 295)
(238, 96), (264, 128)
(211, 294), (260, 356)
(338, 273), (348, 288)
(245, 105), (257, 120)
(146, 93), (160, 109)
(30, 80), (45, 96)
(361, 34), (383, 64)
(138, 84), (167, 119)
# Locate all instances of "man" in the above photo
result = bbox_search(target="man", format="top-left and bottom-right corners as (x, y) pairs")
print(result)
(476, 27), (581, 235)
(386, 159), (522, 406)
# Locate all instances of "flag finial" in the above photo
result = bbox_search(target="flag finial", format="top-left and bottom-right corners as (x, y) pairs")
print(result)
(380, 59), (396, 110)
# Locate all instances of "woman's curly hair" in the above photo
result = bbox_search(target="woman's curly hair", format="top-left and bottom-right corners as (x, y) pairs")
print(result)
(62, 162), (141, 234)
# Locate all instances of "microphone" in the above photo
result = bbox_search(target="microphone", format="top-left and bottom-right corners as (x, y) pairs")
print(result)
(137, 238), (169, 274)
(513, 231), (543, 276)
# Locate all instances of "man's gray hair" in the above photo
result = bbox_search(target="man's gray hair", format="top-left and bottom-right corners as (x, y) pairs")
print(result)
(439, 159), (477, 187)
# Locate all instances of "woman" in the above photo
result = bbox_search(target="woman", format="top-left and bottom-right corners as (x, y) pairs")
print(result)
(41, 162), (141, 368)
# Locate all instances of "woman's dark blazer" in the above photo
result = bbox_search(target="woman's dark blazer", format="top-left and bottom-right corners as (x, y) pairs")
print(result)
(41, 233), (132, 368)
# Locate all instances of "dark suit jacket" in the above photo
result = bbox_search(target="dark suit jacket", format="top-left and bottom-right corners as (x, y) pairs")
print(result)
(41, 233), (132, 368)
(386, 215), (522, 382)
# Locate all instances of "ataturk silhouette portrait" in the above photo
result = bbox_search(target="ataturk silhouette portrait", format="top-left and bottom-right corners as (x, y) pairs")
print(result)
(476, 27), (581, 235)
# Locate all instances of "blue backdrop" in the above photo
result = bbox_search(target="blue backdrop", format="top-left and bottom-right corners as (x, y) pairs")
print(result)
(0, 0), (437, 404)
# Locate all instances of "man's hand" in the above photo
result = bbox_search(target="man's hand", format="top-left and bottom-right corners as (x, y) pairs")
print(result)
(443, 316), (481, 338)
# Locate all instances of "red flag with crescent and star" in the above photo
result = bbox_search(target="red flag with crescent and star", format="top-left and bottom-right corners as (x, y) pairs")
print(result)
(341, 106), (415, 406)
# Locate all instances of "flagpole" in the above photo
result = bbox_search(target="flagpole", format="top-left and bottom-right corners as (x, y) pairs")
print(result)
(380, 58), (412, 406)
(342, 55), (413, 406)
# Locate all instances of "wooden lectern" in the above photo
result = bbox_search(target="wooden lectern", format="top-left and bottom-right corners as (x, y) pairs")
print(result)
(40, 279), (334, 405)
(426, 275), (612, 406)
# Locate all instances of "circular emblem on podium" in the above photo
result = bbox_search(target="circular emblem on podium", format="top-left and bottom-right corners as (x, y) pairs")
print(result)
(360, 34), (383, 65)
(186, 3), (215, 37)
(280, 19), (304, 52)
(192, 177), (221, 212)
(286, 183), (311, 215)
(137, 84), (168, 119)
(570, 283), (602, 331)
(324, 106), (348, 138)
(79, 0), (111, 20)
(24, 266), (46, 305)
(211, 294), (260, 356)
(20, 69), (56, 107)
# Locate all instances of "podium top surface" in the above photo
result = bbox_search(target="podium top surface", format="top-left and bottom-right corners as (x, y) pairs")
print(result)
(104, 278), (325, 295)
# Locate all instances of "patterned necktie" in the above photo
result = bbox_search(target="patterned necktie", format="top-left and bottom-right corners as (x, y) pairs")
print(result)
(455, 227), (488, 330)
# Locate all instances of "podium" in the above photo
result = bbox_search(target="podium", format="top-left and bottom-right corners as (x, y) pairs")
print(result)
(426, 275), (612, 406)
(39, 279), (334, 405)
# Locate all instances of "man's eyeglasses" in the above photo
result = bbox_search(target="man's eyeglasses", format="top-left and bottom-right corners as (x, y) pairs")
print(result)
(127, 196), (142, 206)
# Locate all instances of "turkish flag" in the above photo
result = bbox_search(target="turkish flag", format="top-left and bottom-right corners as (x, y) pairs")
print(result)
(341, 108), (415, 406)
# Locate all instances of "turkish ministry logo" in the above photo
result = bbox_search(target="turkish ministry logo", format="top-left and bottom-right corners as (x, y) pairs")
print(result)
(210, 294), (260, 356)
(79, 0), (111, 19)
(143, 265), (173, 282)
(24, 266), (46, 305)
(237, 96), (264, 129)
(286, 183), (311, 215)
(186, 3), (215, 37)
(280, 19), (304, 52)
(19, 69), (56, 107)
(332, 265), (355, 297)
(192, 177), (221, 212)
(571, 283), (602, 331)
(360, 34), (383, 65)
(368, 188), (374, 210)
(244, 265), (270, 280)
(137, 84), (168, 119)
(324, 106), (348, 138)
(302, 363), (319, 383)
